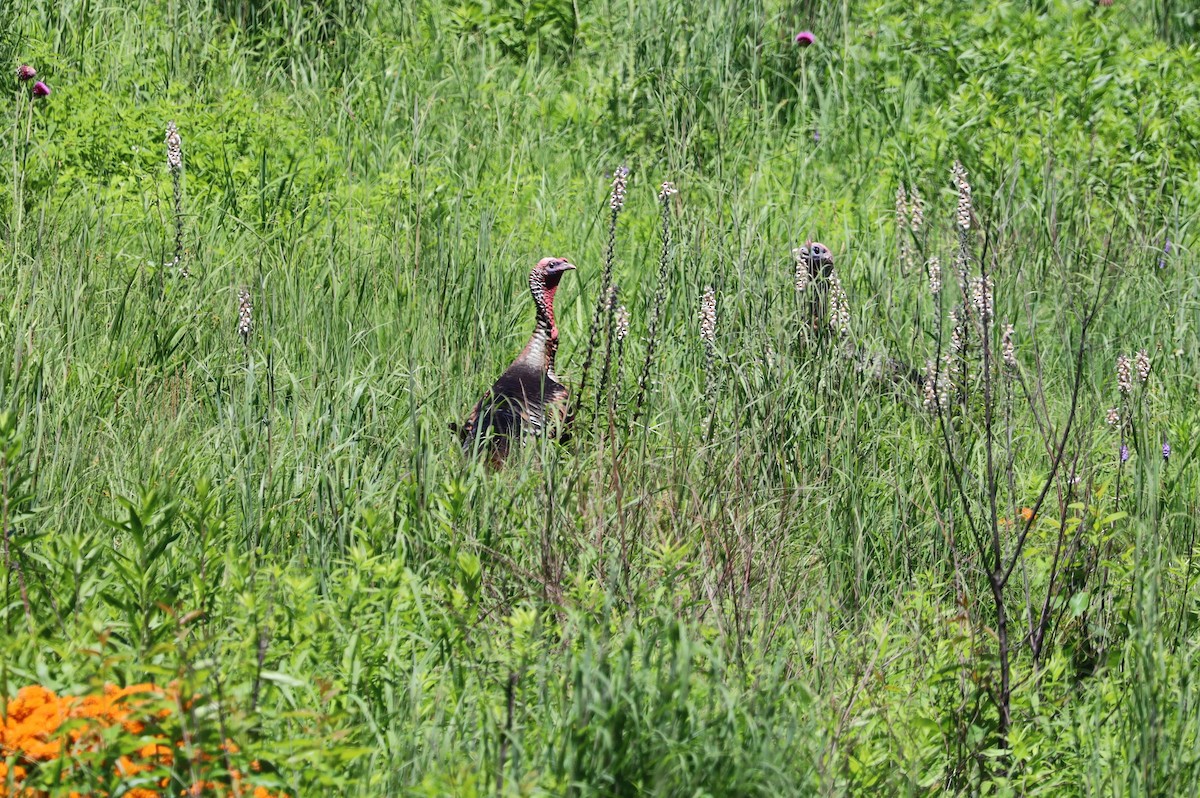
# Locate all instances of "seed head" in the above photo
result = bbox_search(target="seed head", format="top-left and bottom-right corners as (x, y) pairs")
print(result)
(829, 272), (850, 335)
(950, 307), (966, 354)
(1001, 322), (1016, 368)
(1135, 348), (1151, 383)
(792, 247), (810, 292)
(1116, 354), (1132, 395)
(16, 65), (36, 82)
(1105, 407), (1120, 427)
(165, 122), (182, 173)
(940, 353), (953, 407)
(895, 185), (909, 230)
(610, 165), (629, 212)
(615, 305), (630, 341)
(237, 288), (253, 341)
(699, 287), (717, 345)
(909, 187), (924, 233)
(926, 257), (941, 295)
(970, 275), (994, 322)
(922, 358), (940, 411)
(952, 161), (972, 232)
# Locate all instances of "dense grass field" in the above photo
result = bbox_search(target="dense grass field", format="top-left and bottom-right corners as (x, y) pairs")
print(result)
(2, 0), (1200, 794)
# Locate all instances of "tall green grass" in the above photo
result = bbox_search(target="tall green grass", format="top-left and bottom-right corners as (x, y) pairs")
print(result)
(1, 0), (1199, 794)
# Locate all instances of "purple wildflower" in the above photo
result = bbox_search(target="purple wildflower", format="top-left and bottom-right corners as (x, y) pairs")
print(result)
(1159, 239), (1172, 269)
(1163, 442), (1171, 461)
(1120, 444), (1130, 463)
(31, 81), (50, 97)
(17, 65), (36, 82)
(794, 31), (816, 47)
(812, 126), (820, 143)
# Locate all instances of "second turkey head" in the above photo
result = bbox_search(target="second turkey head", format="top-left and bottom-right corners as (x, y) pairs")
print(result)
(797, 241), (834, 273)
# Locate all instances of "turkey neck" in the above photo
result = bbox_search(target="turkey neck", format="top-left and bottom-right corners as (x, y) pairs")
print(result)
(519, 275), (561, 373)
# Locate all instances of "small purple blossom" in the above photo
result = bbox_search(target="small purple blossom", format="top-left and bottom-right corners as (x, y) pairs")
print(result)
(812, 126), (820, 143)
(17, 65), (36, 82)
(1120, 444), (1130, 463)
(1159, 239), (1172, 269)
(794, 31), (816, 47)
(31, 81), (51, 97)
(1163, 442), (1171, 461)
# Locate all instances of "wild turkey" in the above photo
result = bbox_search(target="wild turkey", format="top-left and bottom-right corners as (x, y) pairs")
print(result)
(454, 257), (576, 465)
(795, 240), (835, 333)
(797, 239), (923, 389)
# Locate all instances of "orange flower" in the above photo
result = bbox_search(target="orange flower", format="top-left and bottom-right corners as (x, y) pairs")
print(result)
(1, 684), (285, 798)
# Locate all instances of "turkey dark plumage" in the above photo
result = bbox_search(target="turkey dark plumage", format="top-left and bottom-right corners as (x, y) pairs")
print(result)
(455, 257), (575, 465)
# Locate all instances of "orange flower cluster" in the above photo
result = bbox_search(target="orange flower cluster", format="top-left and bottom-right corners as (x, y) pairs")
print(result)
(998, 507), (1037, 527)
(1, 684), (282, 798)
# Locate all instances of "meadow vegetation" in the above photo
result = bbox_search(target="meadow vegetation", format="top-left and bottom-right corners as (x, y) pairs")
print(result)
(2, 0), (1199, 794)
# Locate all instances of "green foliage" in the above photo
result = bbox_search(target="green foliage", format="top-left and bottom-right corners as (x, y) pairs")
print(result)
(448, 0), (583, 60)
(1, 0), (1199, 794)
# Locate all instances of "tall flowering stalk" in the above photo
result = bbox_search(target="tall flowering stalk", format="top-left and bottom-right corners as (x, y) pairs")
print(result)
(927, 256), (942, 296)
(952, 161), (973, 304)
(908, 187), (925, 276)
(575, 166), (628, 422)
(909, 187), (924, 234)
(595, 284), (620, 416)
(947, 162), (975, 400)
(896, 183), (925, 277)
(1111, 349), (1150, 471)
(614, 304), (630, 405)
(970, 275), (994, 331)
(699, 286), (717, 439)
(923, 357), (951, 413)
(1001, 323), (1016, 370)
(828, 272), (850, 336)
(633, 181), (677, 428)
(165, 122), (186, 277)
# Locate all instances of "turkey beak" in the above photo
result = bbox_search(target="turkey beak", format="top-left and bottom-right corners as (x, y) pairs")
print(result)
(559, 261), (576, 272)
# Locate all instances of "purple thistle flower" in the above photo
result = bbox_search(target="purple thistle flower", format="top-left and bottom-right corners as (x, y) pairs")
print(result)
(1120, 444), (1130, 463)
(795, 31), (816, 47)
(31, 81), (51, 97)
(1163, 442), (1171, 461)
(17, 65), (36, 82)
